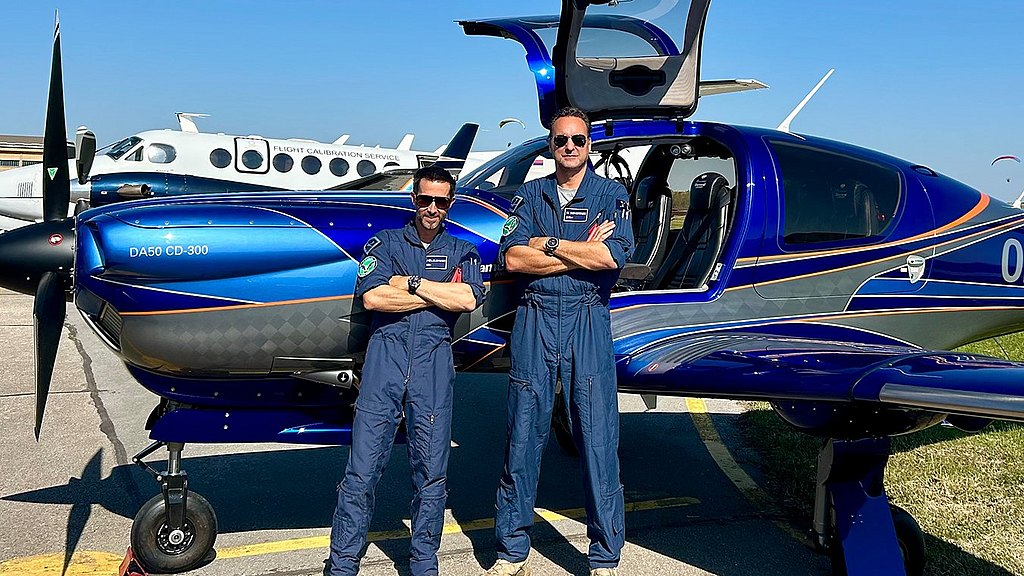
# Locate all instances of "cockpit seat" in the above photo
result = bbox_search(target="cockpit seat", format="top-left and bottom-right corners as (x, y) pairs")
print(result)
(629, 175), (673, 272)
(653, 172), (732, 290)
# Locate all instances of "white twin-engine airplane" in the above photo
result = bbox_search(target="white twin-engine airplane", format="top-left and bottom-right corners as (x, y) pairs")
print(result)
(0, 113), (481, 230)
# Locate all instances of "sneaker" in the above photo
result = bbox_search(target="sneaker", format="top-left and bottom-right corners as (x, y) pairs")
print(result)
(590, 569), (619, 576)
(481, 559), (531, 576)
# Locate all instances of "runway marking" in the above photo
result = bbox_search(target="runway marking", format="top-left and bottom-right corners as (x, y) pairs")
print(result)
(0, 551), (123, 575)
(215, 496), (699, 560)
(685, 398), (808, 543)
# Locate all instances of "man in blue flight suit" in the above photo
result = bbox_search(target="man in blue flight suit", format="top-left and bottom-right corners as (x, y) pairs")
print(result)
(327, 165), (486, 576)
(482, 107), (634, 576)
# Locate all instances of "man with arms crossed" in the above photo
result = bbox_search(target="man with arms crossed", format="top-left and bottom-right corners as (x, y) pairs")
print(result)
(327, 165), (485, 576)
(483, 107), (634, 576)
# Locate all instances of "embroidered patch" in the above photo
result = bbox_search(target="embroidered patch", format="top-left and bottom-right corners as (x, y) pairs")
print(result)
(362, 236), (382, 255)
(616, 198), (631, 220)
(426, 254), (449, 270)
(509, 195), (525, 213)
(502, 215), (519, 237)
(357, 256), (377, 278)
(563, 207), (589, 223)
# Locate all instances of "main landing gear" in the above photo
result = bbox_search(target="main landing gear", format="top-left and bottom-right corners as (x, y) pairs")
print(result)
(813, 438), (926, 576)
(130, 441), (218, 573)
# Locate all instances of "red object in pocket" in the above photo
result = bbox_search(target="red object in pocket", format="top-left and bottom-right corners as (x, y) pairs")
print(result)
(451, 267), (463, 283)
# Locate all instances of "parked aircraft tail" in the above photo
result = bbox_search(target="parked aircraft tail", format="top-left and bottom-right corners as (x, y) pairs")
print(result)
(423, 123), (480, 175)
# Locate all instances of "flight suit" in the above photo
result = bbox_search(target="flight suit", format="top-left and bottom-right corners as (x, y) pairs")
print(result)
(328, 221), (485, 576)
(495, 170), (634, 569)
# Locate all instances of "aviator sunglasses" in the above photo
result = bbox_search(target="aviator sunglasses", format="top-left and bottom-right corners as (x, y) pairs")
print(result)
(551, 134), (588, 148)
(415, 194), (452, 210)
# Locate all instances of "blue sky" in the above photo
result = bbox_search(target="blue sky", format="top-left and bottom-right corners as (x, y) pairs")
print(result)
(1, 1), (1022, 200)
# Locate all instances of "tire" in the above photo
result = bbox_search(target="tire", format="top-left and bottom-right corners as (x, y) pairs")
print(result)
(891, 504), (926, 576)
(551, 386), (579, 457)
(130, 492), (218, 573)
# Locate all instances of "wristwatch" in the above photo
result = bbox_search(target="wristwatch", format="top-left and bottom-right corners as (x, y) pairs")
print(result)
(407, 275), (422, 294)
(544, 236), (560, 256)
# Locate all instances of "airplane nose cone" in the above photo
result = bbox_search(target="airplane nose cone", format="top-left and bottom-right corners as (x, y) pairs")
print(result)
(0, 219), (75, 296)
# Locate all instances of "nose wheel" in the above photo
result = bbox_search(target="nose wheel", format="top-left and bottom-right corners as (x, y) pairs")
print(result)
(131, 441), (218, 573)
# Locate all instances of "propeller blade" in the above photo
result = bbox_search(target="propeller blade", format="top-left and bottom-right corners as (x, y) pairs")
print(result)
(33, 271), (67, 439)
(42, 12), (70, 222)
(75, 126), (96, 185)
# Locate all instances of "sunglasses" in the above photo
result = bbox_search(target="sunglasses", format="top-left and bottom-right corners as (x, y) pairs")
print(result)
(551, 134), (588, 148)
(415, 194), (452, 210)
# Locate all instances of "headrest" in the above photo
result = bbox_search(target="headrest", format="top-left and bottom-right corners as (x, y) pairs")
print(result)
(689, 172), (730, 211)
(633, 176), (661, 210)
(830, 179), (868, 202)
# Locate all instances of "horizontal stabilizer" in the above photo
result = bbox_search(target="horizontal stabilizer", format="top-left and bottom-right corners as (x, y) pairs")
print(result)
(697, 79), (768, 97)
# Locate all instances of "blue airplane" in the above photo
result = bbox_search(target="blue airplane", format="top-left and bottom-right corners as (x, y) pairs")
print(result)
(5, 3), (1024, 574)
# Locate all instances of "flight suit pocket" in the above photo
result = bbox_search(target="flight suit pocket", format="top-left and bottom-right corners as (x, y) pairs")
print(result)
(506, 376), (539, 448)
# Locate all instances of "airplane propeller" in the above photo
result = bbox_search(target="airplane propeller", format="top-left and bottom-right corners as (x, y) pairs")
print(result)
(0, 12), (79, 438)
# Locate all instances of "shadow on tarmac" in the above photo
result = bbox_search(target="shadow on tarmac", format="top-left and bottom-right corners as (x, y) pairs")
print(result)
(4, 374), (1013, 575)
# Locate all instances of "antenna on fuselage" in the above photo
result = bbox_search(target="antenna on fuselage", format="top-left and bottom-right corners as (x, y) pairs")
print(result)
(777, 68), (835, 133)
(175, 112), (210, 133)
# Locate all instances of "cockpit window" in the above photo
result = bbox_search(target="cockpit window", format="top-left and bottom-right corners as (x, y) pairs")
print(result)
(105, 136), (142, 160)
(146, 143), (177, 164)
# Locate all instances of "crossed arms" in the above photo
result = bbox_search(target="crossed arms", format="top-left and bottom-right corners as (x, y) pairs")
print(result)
(504, 220), (618, 275)
(362, 276), (477, 313)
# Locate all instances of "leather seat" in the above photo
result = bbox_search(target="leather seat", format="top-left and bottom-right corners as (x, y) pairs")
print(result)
(629, 175), (673, 271)
(652, 172), (732, 289)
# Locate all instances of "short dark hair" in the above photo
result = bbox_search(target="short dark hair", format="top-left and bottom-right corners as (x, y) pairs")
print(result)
(548, 106), (591, 137)
(413, 165), (456, 196)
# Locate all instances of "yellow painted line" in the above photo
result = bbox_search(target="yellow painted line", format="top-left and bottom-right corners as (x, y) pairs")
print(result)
(685, 398), (807, 543)
(216, 495), (699, 560)
(0, 551), (123, 575)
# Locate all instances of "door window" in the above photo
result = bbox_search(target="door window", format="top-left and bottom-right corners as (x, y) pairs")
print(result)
(772, 141), (900, 246)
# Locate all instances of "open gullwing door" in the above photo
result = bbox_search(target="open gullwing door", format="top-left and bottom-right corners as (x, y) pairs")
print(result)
(460, 0), (720, 128)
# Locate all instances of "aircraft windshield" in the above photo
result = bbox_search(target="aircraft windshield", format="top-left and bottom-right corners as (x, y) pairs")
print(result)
(105, 136), (142, 160)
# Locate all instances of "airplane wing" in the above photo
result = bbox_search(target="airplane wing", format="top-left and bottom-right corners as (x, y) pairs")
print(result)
(697, 79), (768, 97)
(621, 332), (1024, 422)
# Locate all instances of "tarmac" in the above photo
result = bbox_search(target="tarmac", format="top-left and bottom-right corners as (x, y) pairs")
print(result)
(0, 288), (830, 576)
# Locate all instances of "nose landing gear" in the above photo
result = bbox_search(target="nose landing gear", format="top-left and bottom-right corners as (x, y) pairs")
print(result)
(130, 441), (218, 573)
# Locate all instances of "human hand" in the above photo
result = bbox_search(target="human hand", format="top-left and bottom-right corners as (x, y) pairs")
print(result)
(587, 220), (615, 242)
(389, 275), (409, 289)
(528, 236), (549, 251)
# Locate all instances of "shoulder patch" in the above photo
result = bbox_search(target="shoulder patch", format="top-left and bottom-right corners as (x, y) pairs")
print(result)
(362, 236), (382, 255)
(357, 255), (377, 278)
(509, 195), (525, 213)
(501, 215), (519, 238)
(616, 198), (631, 220)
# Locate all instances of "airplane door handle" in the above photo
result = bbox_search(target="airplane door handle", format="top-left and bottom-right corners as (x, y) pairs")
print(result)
(904, 255), (926, 284)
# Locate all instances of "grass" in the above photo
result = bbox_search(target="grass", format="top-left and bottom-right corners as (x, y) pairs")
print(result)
(736, 333), (1024, 576)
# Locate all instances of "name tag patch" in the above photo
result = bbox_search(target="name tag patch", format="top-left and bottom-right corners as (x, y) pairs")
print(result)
(425, 254), (449, 270)
(564, 207), (589, 223)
